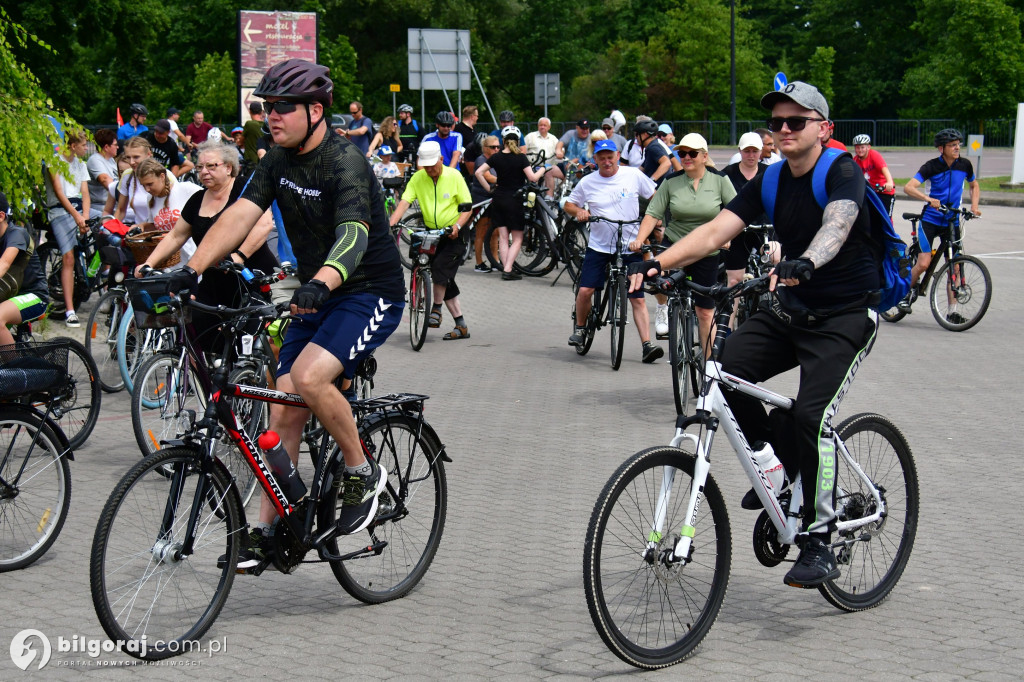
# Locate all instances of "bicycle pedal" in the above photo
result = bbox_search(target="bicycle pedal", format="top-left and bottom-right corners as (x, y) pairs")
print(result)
(238, 556), (273, 576)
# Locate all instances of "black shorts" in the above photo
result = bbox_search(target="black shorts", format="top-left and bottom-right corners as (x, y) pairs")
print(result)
(431, 235), (465, 288)
(661, 236), (720, 309)
(723, 230), (766, 270)
(488, 191), (524, 231)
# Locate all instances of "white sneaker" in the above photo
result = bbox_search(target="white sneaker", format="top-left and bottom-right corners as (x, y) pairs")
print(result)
(655, 305), (668, 339)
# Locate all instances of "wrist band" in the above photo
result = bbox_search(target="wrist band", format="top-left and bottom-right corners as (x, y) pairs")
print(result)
(233, 249), (247, 260)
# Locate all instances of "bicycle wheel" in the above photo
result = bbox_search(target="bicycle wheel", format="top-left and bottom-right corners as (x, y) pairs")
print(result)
(609, 275), (626, 370)
(584, 446), (731, 669)
(0, 407), (71, 572)
(512, 220), (551, 275)
(668, 299), (691, 415)
(90, 446), (242, 661)
(395, 210), (424, 271)
(408, 267), (431, 351)
(223, 363), (266, 507)
(879, 306), (907, 323)
(131, 353), (204, 456)
(929, 255), (991, 331)
(561, 221), (589, 284)
(85, 288), (128, 392)
(116, 303), (142, 391)
(818, 413), (918, 611)
(43, 337), (101, 451)
(322, 412), (447, 603)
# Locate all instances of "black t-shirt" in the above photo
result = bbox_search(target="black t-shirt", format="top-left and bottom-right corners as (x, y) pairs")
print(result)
(0, 223), (47, 300)
(727, 155), (878, 309)
(180, 177), (278, 274)
(398, 120), (423, 161)
(641, 142), (669, 182)
(143, 132), (184, 169)
(723, 161), (767, 194)
(241, 132), (405, 301)
(486, 151), (530, 193)
(454, 123), (477, 177)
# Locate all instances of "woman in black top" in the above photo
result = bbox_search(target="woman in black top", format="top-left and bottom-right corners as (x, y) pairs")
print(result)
(367, 116), (403, 159)
(136, 140), (277, 350)
(473, 126), (545, 280)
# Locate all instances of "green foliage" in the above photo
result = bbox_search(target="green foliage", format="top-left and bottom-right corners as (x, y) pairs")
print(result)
(0, 9), (77, 221)
(320, 33), (363, 113)
(192, 52), (238, 123)
(807, 46), (836, 108)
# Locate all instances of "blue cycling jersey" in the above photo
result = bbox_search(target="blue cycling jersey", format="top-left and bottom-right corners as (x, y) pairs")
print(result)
(421, 131), (464, 165)
(913, 156), (974, 225)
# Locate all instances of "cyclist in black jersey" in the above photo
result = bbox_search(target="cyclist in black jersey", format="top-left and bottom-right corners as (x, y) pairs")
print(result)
(170, 59), (405, 568)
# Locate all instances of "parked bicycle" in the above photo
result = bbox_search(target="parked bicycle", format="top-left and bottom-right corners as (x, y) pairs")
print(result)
(583, 274), (917, 669)
(881, 205), (990, 331)
(406, 223), (458, 351)
(0, 340), (76, 572)
(90, 280), (449, 660)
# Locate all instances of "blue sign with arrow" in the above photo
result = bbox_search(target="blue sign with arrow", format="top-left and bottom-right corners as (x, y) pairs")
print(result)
(774, 72), (787, 91)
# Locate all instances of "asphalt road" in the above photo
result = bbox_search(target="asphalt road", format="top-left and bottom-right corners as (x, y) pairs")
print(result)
(2, 198), (1022, 679)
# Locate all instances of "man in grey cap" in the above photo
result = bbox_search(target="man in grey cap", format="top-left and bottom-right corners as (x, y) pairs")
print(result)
(627, 81), (881, 590)
(600, 118), (628, 152)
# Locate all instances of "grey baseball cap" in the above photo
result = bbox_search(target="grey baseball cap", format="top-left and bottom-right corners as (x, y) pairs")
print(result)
(760, 81), (829, 120)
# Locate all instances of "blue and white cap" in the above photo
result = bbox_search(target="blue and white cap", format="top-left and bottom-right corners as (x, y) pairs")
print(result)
(593, 139), (618, 154)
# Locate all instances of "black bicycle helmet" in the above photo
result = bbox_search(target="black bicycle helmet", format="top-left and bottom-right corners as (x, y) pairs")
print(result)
(633, 119), (659, 137)
(499, 110), (515, 123)
(398, 103), (414, 114)
(436, 110), (456, 126)
(253, 59), (334, 106)
(934, 128), (963, 147)
(129, 103), (148, 117)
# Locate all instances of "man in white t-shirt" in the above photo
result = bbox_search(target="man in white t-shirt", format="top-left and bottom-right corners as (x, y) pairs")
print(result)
(564, 139), (663, 363)
(165, 108), (187, 150)
(86, 128), (119, 208)
(524, 117), (559, 166)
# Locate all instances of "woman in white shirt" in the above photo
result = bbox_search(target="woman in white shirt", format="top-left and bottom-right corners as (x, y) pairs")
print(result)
(114, 137), (176, 225)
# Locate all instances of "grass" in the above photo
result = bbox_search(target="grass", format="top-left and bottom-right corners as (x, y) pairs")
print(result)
(891, 175), (1024, 193)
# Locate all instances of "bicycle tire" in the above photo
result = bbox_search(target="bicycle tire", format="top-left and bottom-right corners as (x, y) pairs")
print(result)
(322, 412), (447, 603)
(483, 221), (549, 274)
(0, 406), (71, 572)
(609, 275), (626, 370)
(929, 255), (991, 331)
(115, 302), (141, 392)
(85, 288), (128, 392)
(818, 413), (918, 611)
(131, 352), (204, 454)
(408, 267), (431, 351)
(879, 306), (907, 323)
(561, 221), (588, 284)
(395, 209), (424, 271)
(687, 311), (701, 399)
(224, 363), (265, 507)
(39, 242), (89, 312)
(90, 446), (242, 661)
(41, 336), (101, 451)
(584, 446), (731, 669)
(668, 299), (691, 415)
(518, 217), (557, 277)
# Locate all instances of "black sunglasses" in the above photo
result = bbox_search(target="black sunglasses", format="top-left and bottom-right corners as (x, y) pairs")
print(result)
(486, 144), (500, 149)
(678, 149), (702, 159)
(265, 101), (300, 115)
(766, 116), (825, 133)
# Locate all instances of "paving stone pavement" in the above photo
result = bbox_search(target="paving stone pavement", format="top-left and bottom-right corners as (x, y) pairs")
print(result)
(2, 199), (1022, 680)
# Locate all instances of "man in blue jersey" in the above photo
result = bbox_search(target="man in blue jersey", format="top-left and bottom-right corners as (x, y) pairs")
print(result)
(421, 111), (464, 168)
(903, 128), (981, 312)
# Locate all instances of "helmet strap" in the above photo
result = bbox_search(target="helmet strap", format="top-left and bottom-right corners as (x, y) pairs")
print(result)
(295, 103), (325, 153)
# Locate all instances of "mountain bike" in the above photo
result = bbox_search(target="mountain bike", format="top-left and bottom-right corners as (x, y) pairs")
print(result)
(407, 225), (455, 351)
(0, 340), (76, 572)
(664, 277), (702, 415)
(571, 216), (641, 370)
(90, 282), (449, 660)
(37, 215), (116, 313)
(881, 205), (990, 331)
(583, 274), (917, 669)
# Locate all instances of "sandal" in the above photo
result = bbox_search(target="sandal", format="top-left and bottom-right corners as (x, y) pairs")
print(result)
(443, 325), (470, 340)
(428, 310), (442, 328)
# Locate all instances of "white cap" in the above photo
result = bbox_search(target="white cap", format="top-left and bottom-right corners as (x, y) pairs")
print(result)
(417, 140), (442, 167)
(674, 132), (708, 152)
(738, 131), (764, 151)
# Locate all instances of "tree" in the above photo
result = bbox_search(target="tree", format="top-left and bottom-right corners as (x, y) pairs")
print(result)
(901, 0), (1024, 122)
(0, 9), (77, 221)
(807, 46), (836, 107)
(320, 33), (362, 114)
(192, 52), (236, 124)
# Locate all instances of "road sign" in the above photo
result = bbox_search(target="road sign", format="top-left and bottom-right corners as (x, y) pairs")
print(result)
(774, 72), (787, 91)
(407, 29), (471, 91)
(967, 134), (984, 156)
(237, 10), (317, 123)
(534, 74), (560, 105)
(390, 84), (401, 93)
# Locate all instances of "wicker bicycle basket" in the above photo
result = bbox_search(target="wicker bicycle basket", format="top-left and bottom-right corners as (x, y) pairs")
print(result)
(124, 230), (181, 269)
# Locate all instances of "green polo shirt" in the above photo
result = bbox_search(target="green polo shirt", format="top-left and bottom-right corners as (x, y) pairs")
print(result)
(401, 166), (471, 230)
(646, 171), (737, 249)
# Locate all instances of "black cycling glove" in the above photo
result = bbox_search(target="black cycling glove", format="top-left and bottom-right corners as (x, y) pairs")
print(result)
(166, 266), (199, 295)
(291, 279), (330, 310)
(773, 258), (814, 283)
(626, 259), (661, 280)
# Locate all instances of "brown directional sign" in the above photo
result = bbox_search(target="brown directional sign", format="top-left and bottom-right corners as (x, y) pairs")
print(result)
(238, 10), (317, 121)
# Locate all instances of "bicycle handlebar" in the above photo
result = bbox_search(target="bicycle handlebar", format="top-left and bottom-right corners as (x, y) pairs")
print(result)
(646, 270), (771, 302)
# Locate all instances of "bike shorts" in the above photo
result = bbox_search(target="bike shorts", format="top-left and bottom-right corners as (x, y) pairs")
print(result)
(276, 292), (403, 381)
(430, 235), (464, 293)
(488, 191), (524, 231)
(579, 248), (645, 299)
(5, 293), (46, 323)
(920, 220), (956, 253)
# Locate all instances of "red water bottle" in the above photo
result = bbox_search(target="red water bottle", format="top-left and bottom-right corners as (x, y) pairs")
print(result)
(257, 430), (307, 503)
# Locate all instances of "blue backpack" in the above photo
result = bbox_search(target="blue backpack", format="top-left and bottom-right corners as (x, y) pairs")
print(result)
(760, 147), (911, 312)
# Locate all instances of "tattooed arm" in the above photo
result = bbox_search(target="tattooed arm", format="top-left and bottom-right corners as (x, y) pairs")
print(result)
(801, 199), (859, 268)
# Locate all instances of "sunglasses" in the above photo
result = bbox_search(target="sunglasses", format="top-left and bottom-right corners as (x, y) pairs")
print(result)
(766, 116), (825, 132)
(678, 149), (703, 159)
(486, 144), (500, 149)
(264, 101), (300, 115)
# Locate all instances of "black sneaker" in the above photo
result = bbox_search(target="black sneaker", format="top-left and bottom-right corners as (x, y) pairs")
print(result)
(642, 342), (664, 364)
(568, 328), (586, 347)
(947, 311), (967, 325)
(501, 271), (522, 281)
(783, 537), (840, 588)
(335, 459), (387, 535)
(218, 528), (269, 570)
(897, 290), (917, 312)
(474, 263), (492, 273)
(740, 488), (762, 510)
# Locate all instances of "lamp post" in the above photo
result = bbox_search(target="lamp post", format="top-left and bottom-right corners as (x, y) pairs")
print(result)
(730, 0), (737, 146)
